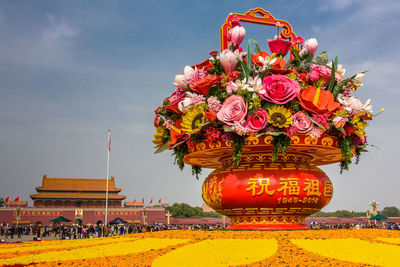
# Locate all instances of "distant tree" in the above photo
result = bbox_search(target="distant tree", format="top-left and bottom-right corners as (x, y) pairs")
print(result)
(166, 203), (222, 218)
(0, 197), (4, 207)
(380, 206), (400, 217)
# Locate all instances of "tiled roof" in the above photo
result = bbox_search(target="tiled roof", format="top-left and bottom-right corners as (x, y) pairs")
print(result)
(124, 201), (144, 207)
(6, 201), (28, 207)
(30, 193), (126, 200)
(36, 175), (121, 192)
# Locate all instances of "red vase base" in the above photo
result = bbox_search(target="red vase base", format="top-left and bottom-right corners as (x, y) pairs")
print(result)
(227, 223), (309, 231)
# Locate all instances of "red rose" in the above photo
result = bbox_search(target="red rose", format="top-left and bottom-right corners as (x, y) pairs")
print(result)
(190, 75), (219, 95)
(260, 74), (300, 105)
(245, 109), (268, 132)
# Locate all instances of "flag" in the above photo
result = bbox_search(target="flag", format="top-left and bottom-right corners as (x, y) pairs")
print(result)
(158, 198), (162, 204)
(5, 196), (9, 203)
(107, 130), (111, 151)
(150, 198), (153, 204)
(133, 198), (136, 203)
(142, 197), (144, 203)
(14, 196), (19, 202)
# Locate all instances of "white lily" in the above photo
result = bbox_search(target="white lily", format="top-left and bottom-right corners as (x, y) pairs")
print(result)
(259, 55), (277, 71)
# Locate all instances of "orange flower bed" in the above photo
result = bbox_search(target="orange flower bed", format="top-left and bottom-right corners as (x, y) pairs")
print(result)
(1, 229), (400, 266)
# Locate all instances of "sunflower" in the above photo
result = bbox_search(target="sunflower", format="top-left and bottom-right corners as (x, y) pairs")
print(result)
(268, 105), (293, 128)
(153, 126), (166, 148)
(181, 105), (206, 134)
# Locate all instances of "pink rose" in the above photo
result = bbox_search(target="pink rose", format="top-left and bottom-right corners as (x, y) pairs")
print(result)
(245, 109), (268, 132)
(217, 95), (247, 125)
(292, 111), (313, 133)
(259, 74), (301, 104)
(309, 64), (342, 83)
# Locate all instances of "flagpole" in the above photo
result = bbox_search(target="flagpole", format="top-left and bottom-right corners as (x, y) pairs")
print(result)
(105, 129), (111, 226)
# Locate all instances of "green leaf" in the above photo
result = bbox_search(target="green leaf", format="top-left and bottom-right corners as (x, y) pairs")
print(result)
(237, 56), (249, 81)
(327, 55), (338, 92)
(154, 143), (169, 154)
(308, 116), (326, 130)
(247, 40), (252, 71)
(315, 51), (329, 65)
(256, 131), (285, 137)
(171, 140), (186, 149)
(250, 39), (261, 53)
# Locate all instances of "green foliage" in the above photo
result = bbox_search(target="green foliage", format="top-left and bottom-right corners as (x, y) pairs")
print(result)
(191, 166), (202, 180)
(208, 85), (227, 101)
(338, 136), (353, 173)
(249, 39), (261, 53)
(232, 134), (245, 167)
(173, 142), (189, 170)
(166, 203), (222, 218)
(0, 197), (4, 207)
(327, 55), (338, 92)
(272, 134), (291, 161)
(209, 58), (224, 76)
(380, 206), (400, 217)
(311, 210), (366, 218)
(315, 51), (329, 65)
(237, 56), (250, 81)
(289, 100), (300, 112)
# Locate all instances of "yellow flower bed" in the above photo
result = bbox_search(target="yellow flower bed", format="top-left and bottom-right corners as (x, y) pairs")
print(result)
(0, 229), (399, 266)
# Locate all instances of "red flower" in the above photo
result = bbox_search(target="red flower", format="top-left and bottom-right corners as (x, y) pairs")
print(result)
(245, 109), (269, 132)
(190, 75), (220, 95)
(191, 59), (213, 72)
(205, 110), (217, 122)
(268, 38), (292, 56)
(297, 85), (340, 114)
(164, 90), (185, 113)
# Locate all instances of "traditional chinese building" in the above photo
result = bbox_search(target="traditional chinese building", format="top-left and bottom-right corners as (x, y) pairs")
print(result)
(30, 175), (126, 208)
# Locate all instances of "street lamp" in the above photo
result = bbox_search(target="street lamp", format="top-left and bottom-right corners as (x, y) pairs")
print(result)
(142, 208), (147, 225)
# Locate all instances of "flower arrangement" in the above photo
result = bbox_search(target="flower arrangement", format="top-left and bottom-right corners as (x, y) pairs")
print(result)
(153, 16), (377, 177)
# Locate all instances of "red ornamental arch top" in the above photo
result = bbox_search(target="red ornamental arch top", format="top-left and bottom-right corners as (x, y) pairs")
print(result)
(220, 8), (298, 51)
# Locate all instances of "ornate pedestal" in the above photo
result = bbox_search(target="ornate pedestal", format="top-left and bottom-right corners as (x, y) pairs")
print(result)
(183, 134), (344, 230)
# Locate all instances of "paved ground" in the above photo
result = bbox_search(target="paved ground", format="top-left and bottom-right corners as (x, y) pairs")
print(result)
(1, 235), (66, 243)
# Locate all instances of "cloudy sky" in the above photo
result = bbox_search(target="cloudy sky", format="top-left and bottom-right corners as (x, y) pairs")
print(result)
(0, 0), (399, 212)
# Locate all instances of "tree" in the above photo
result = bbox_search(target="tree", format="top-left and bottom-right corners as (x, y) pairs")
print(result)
(380, 206), (400, 217)
(0, 197), (4, 207)
(165, 203), (222, 218)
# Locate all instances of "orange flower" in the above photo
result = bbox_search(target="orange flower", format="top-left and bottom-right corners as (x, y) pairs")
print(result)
(190, 75), (219, 95)
(297, 85), (340, 114)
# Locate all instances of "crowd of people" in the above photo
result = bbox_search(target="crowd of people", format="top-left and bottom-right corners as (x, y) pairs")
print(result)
(1, 221), (399, 242)
(0, 223), (227, 241)
(310, 222), (400, 230)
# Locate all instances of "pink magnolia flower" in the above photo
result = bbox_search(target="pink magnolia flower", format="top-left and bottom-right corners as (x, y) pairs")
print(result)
(245, 109), (269, 132)
(299, 38), (318, 57)
(259, 74), (301, 104)
(217, 95), (247, 125)
(174, 66), (208, 87)
(230, 25), (246, 47)
(220, 49), (238, 73)
(292, 111), (314, 133)
(309, 64), (342, 83)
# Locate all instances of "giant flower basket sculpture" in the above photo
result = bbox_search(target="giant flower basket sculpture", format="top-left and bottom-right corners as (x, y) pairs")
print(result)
(153, 8), (376, 230)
